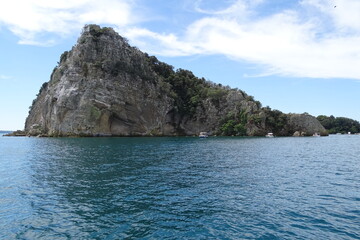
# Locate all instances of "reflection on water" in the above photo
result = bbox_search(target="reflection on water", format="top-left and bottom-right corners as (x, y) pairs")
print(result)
(1, 136), (360, 239)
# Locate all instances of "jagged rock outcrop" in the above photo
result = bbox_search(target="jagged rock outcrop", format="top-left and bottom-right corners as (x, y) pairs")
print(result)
(25, 25), (327, 137)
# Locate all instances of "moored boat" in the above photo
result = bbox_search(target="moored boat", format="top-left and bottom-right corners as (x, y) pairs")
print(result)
(265, 133), (274, 138)
(199, 132), (208, 138)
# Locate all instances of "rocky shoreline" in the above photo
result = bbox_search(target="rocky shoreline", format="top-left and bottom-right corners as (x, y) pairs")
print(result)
(3, 130), (26, 137)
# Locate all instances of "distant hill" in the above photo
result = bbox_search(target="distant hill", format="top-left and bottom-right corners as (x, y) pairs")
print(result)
(25, 24), (326, 137)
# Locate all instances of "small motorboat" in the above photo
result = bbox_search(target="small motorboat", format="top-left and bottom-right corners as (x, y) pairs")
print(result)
(199, 132), (208, 138)
(265, 133), (274, 137)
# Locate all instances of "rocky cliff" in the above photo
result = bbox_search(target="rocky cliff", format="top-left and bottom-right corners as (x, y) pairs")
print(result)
(25, 25), (327, 137)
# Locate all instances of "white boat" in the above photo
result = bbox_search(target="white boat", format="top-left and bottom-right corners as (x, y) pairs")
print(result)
(265, 133), (274, 138)
(199, 132), (208, 138)
(313, 133), (320, 137)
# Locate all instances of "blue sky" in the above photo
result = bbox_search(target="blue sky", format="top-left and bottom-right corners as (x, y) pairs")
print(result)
(1, 0), (360, 130)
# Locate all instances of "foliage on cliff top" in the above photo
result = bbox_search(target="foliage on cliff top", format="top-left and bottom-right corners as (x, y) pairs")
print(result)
(262, 107), (290, 135)
(146, 55), (249, 116)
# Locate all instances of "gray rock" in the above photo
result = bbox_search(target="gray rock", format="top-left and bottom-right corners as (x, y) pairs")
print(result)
(288, 114), (327, 136)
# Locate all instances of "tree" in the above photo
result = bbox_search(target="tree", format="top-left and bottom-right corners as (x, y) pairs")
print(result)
(317, 115), (360, 134)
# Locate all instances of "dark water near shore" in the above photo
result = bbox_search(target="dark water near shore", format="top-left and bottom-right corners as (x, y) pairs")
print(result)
(1, 134), (359, 239)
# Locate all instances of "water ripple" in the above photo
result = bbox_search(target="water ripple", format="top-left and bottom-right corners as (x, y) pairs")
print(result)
(1, 136), (360, 239)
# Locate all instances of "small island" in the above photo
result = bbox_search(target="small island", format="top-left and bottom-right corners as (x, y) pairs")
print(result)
(24, 25), (327, 137)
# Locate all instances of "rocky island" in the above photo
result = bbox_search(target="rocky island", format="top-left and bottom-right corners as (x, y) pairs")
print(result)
(25, 25), (327, 137)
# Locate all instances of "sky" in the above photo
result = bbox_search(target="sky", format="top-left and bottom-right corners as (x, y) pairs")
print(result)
(1, 0), (360, 130)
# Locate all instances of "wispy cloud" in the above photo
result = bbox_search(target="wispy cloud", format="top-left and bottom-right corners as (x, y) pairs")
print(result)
(126, 0), (360, 79)
(1, 0), (360, 79)
(0, 75), (13, 80)
(0, 0), (136, 46)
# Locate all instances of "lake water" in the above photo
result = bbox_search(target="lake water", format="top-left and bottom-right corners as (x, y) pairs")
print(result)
(1, 133), (359, 239)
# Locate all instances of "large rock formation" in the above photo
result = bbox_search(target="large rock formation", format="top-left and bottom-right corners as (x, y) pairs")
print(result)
(25, 25), (327, 137)
(289, 114), (327, 136)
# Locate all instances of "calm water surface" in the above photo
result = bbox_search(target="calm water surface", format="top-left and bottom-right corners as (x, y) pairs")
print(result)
(1, 133), (359, 239)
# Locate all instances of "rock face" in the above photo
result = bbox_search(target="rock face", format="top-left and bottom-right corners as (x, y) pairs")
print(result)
(26, 25), (173, 136)
(289, 114), (327, 136)
(25, 25), (327, 137)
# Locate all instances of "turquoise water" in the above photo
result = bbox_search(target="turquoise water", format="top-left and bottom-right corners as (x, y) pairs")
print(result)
(1, 134), (359, 239)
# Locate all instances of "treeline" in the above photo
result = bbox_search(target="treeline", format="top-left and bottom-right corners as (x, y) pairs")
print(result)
(317, 115), (360, 134)
(146, 55), (248, 115)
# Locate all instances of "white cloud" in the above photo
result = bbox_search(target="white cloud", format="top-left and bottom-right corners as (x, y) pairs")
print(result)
(123, 27), (201, 56)
(0, 75), (13, 80)
(1, 0), (360, 79)
(125, 0), (360, 79)
(0, 0), (135, 46)
(302, 0), (360, 32)
(193, 0), (249, 16)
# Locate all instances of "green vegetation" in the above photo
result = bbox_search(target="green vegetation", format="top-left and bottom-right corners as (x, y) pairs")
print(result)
(164, 69), (208, 115)
(218, 111), (248, 136)
(39, 82), (48, 94)
(59, 51), (69, 63)
(88, 25), (117, 39)
(89, 105), (102, 121)
(263, 107), (290, 135)
(146, 55), (234, 116)
(317, 115), (360, 134)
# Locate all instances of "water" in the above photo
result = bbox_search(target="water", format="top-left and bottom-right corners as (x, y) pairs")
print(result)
(1, 134), (359, 239)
